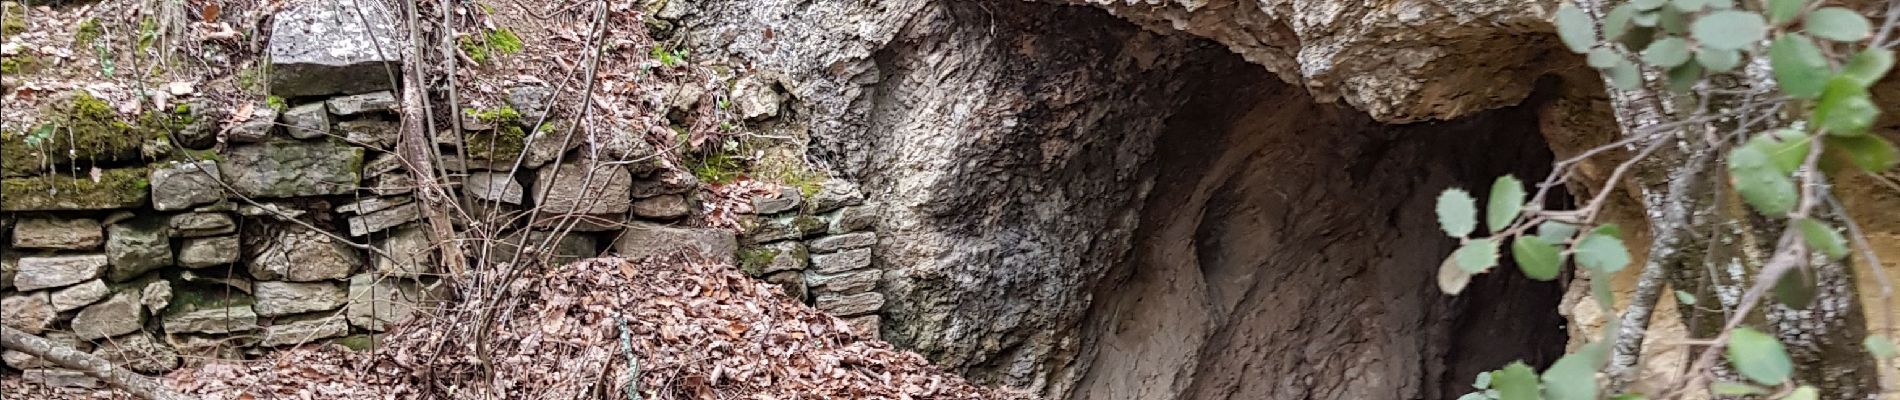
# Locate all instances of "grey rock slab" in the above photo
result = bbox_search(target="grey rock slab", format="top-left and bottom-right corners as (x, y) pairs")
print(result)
(283, 102), (332, 139)
(532, 160), (633, 215)
(222, 140), (364, 198)
(751, 187), (801, 215)
(339, 119), (398, 148)
(346, 274), (442, 331)
(268, 0), (404, 97)
(815, 292), (883, 317)
(808, 232), (876, 253)
(72, 291), (143, 339)
(150, 161), (225, 211)
(632, 194), (691, 219)
(226, 105), (279, 143)
(749, 214), (827, 244)
(1, 292), (55, 335)
(106, 216), (172, 281)
(326, 91), (398, 115)
(804, 269), (880, 295)
(613, 221), (737, 265)
(251, 225), (361, 281)
(504, 86), (554, 123)
(338, 196), (413, 214)
(259, 313), (349, 347)
(373, 225), (431, 277)
(169, 212), (236, 237)
(369, 173), (415, 196)
(808, 179), (864, 213)
(809, 248), (872, 275)
(463, 171), (523, 205)
(177, 236), (241, 268)
(15, 254), (108, 291)
(483, 230), (597, 267)
(162, 306), (260, 334)
(49, 279), (110, 312)
(348, 202), (420, 236)
(11, 217), (102, 249)
(174, 100), (224, 149)
(253, 281), (347, 317)
(745, 241), (807, 275)
(91, 331), (179, 373)
(827, 205), (878, 234)
(141, 279), (172, 314)
(632, 168), (699, 198)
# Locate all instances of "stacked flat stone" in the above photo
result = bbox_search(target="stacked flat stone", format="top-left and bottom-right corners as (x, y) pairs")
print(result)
(736, 179), (883, 338)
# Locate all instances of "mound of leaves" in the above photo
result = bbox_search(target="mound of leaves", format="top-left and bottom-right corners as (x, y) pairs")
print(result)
(5, 255), (1022, 399)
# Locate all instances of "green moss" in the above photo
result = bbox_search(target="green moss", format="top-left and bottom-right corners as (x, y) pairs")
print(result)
(791, 215), (827, 236)
(265, 96), (287, 112)
(2, 92), (168, 177)
(738, 247), (777, 277)
(687, 151), (745, 184)
(461, 28), (524, 64)
(0, 167), (151, 211)
(235, 63), (266, 94)
(1, 2), (24, 38)
(463, 106), (528, 160)
(73, 17), (101, 47)
(0, 53), (38, 74)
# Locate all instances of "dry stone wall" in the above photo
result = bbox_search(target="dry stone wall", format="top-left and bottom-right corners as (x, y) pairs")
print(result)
(736, 180), (884, 337)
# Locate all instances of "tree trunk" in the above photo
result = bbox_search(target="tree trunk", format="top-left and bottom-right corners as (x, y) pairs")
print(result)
(0, 326), (194, 400)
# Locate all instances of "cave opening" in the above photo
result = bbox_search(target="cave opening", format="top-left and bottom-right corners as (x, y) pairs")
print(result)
(1066, 29), (1575, 400)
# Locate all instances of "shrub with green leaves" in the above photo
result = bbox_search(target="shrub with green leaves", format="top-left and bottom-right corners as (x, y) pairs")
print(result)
(1441, 0), (1900, 398)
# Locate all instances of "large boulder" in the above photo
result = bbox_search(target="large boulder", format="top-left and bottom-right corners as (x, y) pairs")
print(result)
(11, 217), (102, 249)
(251, 225), (361, 281)
(221, 140), (365, 198)
(613, 221), (737, 264)
(105, 216), (172, 281)
(267, 0), (404, 97)
(14, 254), (108, 291)
(149, 161), (224, 211)
(253, 281), (347, 317)
(72, 291), (142, 339)
(532, 160), (632, 215)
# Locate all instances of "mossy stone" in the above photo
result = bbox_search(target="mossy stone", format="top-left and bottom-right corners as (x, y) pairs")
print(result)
(0, 167), (151, 211)
(1, 92), (170, 177)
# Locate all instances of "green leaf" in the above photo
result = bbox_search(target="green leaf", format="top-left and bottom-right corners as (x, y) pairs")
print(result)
(1513, 236), (1564, 281)
(1727, 327), (1795, 386)
(1767, 0), (1805, 25)
(1633, 0), (1667, 10)
(1774, 264), (1818, 309)
(1842, 49), (1895, 87)
(1458, 393), (1489, 400)
(1538, 221), (1581, 242)
(1740, 129), (1812, 174)
(1487, 176), (1526, 232)
(1657, 5), (1689, 34)
(1609, 395), (1648, 400)
(1865, 335), (1898, 359)
(1706, 0), (1734, 9)
(1591, 272), (1616, 311)
(1542, 343), (1606, 400)
(1439, 255), (1473, 294)
(1826, 135), (1899, 172)
(1728, 141), (1800, 216)
(1711, 382), (1770, 396)
(1642, 36), (1692, 67)
(1771, 34), (1831, 99)
(1574, 232), (1632, 273)
(1438, 189), (1480, 237)
(1814, 77), (1880, 136)
(1593, 223), (1623, 238)
(1493, 362), (1541, 400)
(1474, 371), (1494, 389)
(1675, 290), (1697, 305)
(1556, 4), (1598, 53)
(1692, 10), (1766, 50)
(1621, 26), (1657, 52)
(1588, 48), (1623, 69)
(1806, 7), (1871, 42)
(1783, 386), (1819, 400)
(1797, 218), (1849, 260)
(1672, 0), (1707, 12)
(1608, 59), (1644, 90)
(1666, 62), (1703, 92)
(1605, 5), (1639, 40)
(1455, 239), (1502, 273)
(1696, 47), (1742, 72)
(1634, 12), (1661, 28)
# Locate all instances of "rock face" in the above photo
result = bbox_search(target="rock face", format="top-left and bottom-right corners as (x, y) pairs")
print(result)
(614, 221), (737, 264)
(163, 306), (260, 334)
(251, 225), (361, 281)
(73, 291), (142, 339)
(222, 140), (365, 198)
(253, 281), (347, 317)
(268, 0), (404, 97)
(11, 217), (102, 249)
(106, 217), (173, 280)
(532, 161), (633, 215)
(15, 254), (108, 291)
(2, 292), (55, 334)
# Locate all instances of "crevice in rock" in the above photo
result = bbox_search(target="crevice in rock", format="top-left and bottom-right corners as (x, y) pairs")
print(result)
(1069, 46), (1570, 400)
